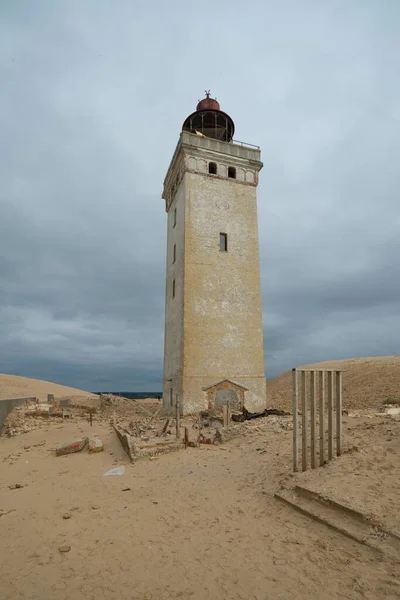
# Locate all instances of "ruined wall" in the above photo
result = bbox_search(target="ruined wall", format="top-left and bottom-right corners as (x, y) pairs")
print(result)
(0, 397), (35, 430)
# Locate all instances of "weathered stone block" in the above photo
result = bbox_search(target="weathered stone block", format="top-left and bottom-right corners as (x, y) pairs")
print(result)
(214, 426), (242, 444)
(88, 438), (104, 453)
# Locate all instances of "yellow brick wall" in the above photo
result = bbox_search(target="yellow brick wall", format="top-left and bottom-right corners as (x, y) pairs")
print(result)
(163, 134), (266, 415)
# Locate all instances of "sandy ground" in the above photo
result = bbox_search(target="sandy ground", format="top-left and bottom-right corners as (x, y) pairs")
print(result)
(267, 356), (400, 411)
(0, 373), (97, 402)
(1, 414), (399, 600)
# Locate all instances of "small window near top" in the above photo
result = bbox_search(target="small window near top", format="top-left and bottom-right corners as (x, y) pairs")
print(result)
(228, 166), (236, 179)
(173, 243), (176, 264)
(209, 162), (217, 175)
(172, 279), (176, 298)
(219, 233), (228, 252)
(173, 208), (177, 227)
(170, 388), (173, 407)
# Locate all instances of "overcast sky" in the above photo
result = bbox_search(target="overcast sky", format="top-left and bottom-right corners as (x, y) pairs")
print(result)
(1, 1), (399, 392)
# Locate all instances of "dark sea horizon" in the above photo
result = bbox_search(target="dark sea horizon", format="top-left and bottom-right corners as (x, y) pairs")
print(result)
(92, 392), (162, 399)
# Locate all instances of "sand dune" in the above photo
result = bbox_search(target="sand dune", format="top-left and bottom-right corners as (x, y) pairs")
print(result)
(267, 355), (400, 411)
(0, 373), (97, 403)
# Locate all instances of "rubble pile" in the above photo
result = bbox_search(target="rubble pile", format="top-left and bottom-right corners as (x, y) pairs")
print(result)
(111, 403), (293, 461)
(2, 402), (51, 437)
(2, 391), (293, 463)
(1, 396), (100, 438)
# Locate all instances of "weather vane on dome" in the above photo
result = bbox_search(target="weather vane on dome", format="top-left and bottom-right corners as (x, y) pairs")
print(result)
(205, 90), (211, 98)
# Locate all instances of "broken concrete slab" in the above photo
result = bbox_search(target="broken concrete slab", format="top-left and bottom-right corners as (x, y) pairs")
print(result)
(114, 425), (136, 462)
(56, 437), (88, 456)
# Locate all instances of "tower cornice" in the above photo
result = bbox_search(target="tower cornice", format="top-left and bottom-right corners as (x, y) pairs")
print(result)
(162, 132), (263, 212)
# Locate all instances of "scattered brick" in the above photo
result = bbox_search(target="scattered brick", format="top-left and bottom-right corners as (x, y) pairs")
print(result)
(56, 437), (88, 456)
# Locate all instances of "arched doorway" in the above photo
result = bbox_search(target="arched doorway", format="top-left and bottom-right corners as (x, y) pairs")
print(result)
(203, 379), (248, 412)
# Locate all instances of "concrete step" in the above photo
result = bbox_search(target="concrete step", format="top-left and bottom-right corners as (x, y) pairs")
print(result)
(275, 485), (400, 557)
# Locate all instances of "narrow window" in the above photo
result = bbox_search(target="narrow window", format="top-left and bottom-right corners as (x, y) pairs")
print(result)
(219, 233), (228, 252)
(173, 208), (177, 227)
(209, 162), (217, 175)
(172, 279), (176, 298)
(173, 243), (176, 264)
(228, 166), (236, 179)
(170, 388), (173, 407)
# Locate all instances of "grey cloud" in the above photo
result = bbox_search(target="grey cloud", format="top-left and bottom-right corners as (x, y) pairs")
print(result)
(1, 1), (399, 390)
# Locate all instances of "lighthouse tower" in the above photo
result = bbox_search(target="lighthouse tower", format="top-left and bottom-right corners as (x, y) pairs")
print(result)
(162, 92), (266, 415)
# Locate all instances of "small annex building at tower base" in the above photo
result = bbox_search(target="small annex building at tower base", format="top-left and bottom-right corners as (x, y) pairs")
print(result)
(163, 377), (267, 416)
